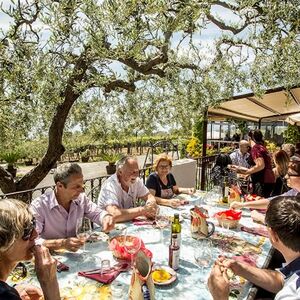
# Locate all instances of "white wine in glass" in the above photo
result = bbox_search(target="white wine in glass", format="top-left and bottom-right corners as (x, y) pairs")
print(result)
(76, 218), (91, 254)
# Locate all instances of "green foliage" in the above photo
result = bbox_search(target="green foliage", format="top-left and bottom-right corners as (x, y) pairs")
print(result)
(101, 152), (123, 164)
(193, 118), (204, 144)
(186, 137), (202, 158)
(283, 124), (300, 145)
(220, 146), (233, 154)
(0, 151), (22, 167)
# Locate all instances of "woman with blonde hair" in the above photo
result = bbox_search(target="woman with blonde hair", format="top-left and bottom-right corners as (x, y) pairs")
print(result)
(146, 154), (195, 208)
(0, 199), (60, 300)
(272, 150), (290, 196)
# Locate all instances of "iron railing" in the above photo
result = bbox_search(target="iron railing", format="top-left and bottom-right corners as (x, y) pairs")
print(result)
(0, 159), (217, 203)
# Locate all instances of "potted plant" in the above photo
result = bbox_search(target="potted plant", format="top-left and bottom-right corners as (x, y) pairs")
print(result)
(101, 152), (123, 175)
(0, 151), (21, 178)
(81, 149), (91, 163)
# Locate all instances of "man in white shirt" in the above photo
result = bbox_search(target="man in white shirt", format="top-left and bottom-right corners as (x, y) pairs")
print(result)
(208, 195), (300, 300)
(98, 156), (157, 222)
(229, 140), (250, 168)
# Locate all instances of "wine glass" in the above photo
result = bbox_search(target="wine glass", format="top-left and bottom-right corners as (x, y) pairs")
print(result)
(194, 239), (213, 283)
(124, 229), (142, 266)
(155, 207), (170, 243)
(76, 218), (91, 255)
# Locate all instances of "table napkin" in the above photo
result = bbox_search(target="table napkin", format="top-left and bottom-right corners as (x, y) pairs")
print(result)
(78, 262), (130, 284)
(241, 226), (269, 237)
(56, 259), (69, 272)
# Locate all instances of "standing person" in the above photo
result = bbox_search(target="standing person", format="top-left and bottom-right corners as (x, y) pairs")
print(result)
(31, 163), (115, 252)
(236, 130), (275, 197)
(98, 156), (157, 222)
(0, 199), (60, 300)
(208, 195), (300, 300)
(145, 154), (195, 208)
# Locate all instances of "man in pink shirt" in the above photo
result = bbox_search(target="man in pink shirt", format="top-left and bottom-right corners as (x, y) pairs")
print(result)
(31, 163), (114, 252)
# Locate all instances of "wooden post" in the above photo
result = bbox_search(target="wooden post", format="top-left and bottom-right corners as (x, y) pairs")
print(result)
(201, 108), (208, 190)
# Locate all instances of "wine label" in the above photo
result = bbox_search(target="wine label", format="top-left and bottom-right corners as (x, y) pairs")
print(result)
(170, 248), (180, 270)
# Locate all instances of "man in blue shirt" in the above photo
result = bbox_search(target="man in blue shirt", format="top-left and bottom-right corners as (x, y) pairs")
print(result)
(208, 195), (300, 300)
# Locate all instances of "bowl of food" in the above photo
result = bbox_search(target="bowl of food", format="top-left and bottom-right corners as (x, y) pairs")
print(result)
(109, 235), (152, 261)
(214, 210), (242, 229)
(151, 265), (176, 285)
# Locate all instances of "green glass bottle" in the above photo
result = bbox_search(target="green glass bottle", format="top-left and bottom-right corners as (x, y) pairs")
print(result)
(222, 176), (229, 203)
(171, 213), (181, 245)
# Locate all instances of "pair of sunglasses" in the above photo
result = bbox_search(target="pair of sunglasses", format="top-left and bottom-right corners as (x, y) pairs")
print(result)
(22, 217), (36, 241)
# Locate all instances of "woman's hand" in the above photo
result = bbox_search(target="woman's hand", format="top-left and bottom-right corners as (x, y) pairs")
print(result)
(187, 188), (195, 195)
(169, 199), (182, 208)
(15, 284), (42, 300)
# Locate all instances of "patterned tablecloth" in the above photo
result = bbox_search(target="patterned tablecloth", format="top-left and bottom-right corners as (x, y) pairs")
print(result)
(8, 192), (273, 300)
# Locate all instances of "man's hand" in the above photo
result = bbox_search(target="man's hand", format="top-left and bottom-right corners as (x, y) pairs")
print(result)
(63, 237), (84, 252)
(251, 210), (265, 224)
(230, 201), (244, 210)
(143, 200), (157, 219)
(102, 214), (115, 232)
(208, 263), (230, 300)
(217, 256), (241, 276)
(15, 284), (43, 300)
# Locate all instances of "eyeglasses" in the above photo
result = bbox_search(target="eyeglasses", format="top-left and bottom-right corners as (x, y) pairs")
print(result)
(158, 164), (170, 169)
(22, 217), (36, 241)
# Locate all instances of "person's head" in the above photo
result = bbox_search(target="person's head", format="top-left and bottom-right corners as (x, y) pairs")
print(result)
(215, 153), (232, 169)
(153, 154), (172, 177)
(0, 199), (37, 263)
(265, 196), (300, 253)
(239, 140), (249, 154)
(273, 150), (289, 176)
(54, 163), (84, 200)
(282, 143), (295, 158)
(285, 160), (300, 188)
(116, 156), (139, 187)
(249, 129), (264, 145)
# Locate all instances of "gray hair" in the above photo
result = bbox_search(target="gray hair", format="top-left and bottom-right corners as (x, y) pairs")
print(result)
(0, 199), (32, 253)
(116, 156), (137, 172)
(53, 163), (82, 186)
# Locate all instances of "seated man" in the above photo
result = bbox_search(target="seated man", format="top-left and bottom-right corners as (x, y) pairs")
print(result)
(230, 160), (300, 223)
(208, 195), (300, 300)
(98, 156), (157, 222)
(31, 163), (114, 252)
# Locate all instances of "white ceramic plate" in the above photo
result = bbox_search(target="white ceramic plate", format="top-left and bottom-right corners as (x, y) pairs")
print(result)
(152, 265), (177, 286)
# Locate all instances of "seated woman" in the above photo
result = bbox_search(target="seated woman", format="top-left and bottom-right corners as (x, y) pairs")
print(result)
(0, 198), (60, 300)
(146, 154), (195, 208)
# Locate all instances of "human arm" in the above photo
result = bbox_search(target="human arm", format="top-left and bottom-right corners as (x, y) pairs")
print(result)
(42, 237), (84, 252)
(148, 188), (184, 208)
(218, 257), (284, 293)
(208, 263), (229, 300)
(251, 210), (266, 224)
(230, 197), (269, 210)
(176, 187), (195, 195)
(32, 245), (60, 300)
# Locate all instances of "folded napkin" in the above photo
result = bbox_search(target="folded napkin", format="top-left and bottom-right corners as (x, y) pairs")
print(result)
(56, 259), (69, 272)
(78, 262), (130, 284)
(132, 218), (154, 226)
(241, 226), (269, 237)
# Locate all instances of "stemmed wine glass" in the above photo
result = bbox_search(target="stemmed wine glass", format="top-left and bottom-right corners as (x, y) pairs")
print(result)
(155, 207), (170, 244)
(194, 238), (213, 283)
(76, 217), (91, 255)
(124, 229), (142, 267)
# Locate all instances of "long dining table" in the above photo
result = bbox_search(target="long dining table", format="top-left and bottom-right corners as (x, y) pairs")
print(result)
(8, 192), (273, 300)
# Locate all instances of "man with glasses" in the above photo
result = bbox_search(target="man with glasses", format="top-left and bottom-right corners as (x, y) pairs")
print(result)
(98, 156), (157, 222)
(31, 163), (115, 252)
(230, 160), (300, 216)
(208, 195), (300, 300)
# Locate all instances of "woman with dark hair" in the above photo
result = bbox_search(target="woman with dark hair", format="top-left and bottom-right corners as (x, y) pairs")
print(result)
(236, 129), (275, 197)
(211, 153), (235, 186)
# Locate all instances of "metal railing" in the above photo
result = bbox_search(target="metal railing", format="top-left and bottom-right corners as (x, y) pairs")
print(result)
(0, 159), (217, 203)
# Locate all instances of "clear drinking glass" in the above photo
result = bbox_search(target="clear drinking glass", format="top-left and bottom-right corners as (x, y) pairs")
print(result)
(124, 229), (142, 266)
(155, 207), (170, 243)
(76, 217), (91, 255)
(194, 239), (213, 283)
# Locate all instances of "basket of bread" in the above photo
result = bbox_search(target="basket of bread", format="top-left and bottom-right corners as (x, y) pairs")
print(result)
(214, 209), (242, 229)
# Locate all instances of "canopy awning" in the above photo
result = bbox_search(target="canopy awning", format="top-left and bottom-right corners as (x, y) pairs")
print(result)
(208, 86), (300, 124)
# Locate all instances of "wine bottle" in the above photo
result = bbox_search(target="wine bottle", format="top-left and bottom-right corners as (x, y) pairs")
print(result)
(171, 213), (181, 245)
(222, 177), (229, 203)
(169, 234), (180, 270)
